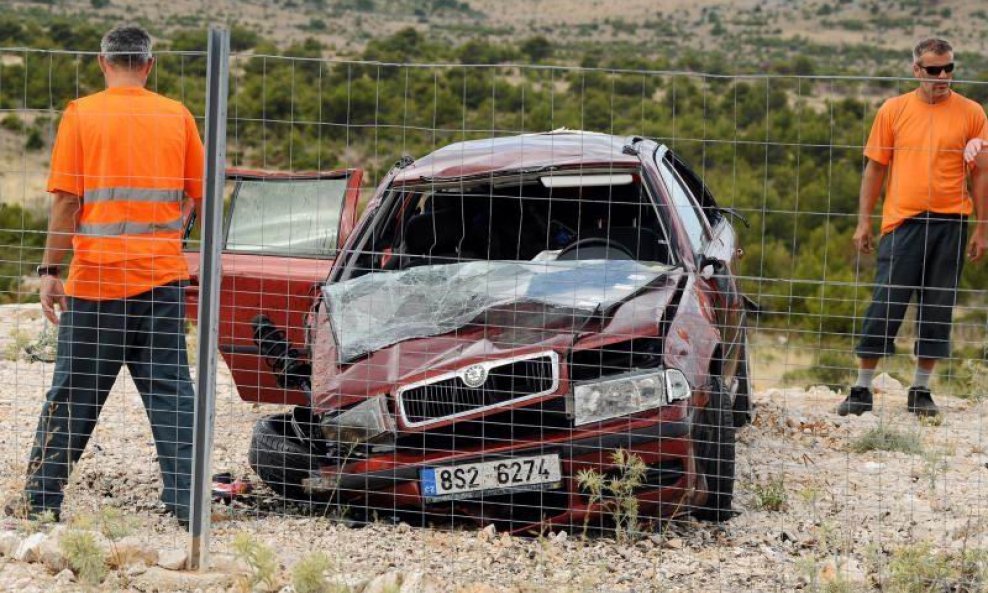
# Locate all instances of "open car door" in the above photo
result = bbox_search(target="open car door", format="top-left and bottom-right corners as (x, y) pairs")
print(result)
(185, 168), (362, 405)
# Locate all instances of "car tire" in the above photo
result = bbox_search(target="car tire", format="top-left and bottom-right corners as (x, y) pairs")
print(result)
(732, 337), (754, 428)
(248, 412), (325, 503)
(692, 377), (737, 522)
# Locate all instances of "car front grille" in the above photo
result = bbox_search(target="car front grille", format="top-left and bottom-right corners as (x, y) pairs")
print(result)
(398, 353), (559, 426)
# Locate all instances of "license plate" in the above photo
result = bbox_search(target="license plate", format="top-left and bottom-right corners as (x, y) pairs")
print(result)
(420, 454), (562, 501)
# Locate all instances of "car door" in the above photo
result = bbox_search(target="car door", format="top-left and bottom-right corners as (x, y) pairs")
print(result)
(656, 149), (744, 378)
(184, 168), (362, 405)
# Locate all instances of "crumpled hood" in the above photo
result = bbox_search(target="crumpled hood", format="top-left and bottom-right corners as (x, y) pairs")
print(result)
(311, 266), (684, 411)
(322, 259), (672, 363)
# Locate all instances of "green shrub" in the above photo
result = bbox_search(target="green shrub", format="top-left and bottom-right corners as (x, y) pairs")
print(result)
(850, 425), (922, 455)
(60, 529), (108, 585)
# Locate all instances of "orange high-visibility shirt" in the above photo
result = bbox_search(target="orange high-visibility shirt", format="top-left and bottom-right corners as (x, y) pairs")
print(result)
(864, 89), (988, 235)
(47, 86), (204, 300)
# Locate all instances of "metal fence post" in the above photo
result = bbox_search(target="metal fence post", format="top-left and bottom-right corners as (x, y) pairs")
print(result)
(188, 26), (229, 571)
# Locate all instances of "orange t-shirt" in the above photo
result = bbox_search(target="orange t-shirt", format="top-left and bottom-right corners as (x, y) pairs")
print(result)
(864, 89), (988, 235)
(47, 86), (204, 300)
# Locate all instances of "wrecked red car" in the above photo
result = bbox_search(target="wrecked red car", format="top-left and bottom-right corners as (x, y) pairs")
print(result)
(189, 131), (752, 532)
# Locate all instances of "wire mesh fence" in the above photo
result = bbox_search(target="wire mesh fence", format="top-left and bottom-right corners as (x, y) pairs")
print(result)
(1, 36), (988, 591)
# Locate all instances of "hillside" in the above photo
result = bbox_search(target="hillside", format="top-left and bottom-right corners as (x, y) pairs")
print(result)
(8, 0), (988, 73)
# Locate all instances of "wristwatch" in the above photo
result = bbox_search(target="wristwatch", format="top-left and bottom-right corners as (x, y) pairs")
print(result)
(36, 265), (60, 277)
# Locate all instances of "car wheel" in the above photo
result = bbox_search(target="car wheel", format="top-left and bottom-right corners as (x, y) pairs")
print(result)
(692, 377), (737, 522)
(248, 412), (326, 503)
(732, 337), (753, 428)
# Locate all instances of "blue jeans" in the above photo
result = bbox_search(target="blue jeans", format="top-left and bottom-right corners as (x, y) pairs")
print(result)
(25, 282), (195, 520)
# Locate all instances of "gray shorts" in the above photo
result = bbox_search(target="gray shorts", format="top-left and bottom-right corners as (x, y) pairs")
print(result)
(856, 213), (967, 359)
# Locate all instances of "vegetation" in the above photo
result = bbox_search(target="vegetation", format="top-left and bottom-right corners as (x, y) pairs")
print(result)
(291, 552), (334, 593)
(750, 474), (787, 512)
(575, 448), (648, 540)
(885, 543), (988, 593)
(60, 529), (108, 585)
(0, 15), (987, 340)
(232, 531), (282, 592)
(850, 425), (922, 455)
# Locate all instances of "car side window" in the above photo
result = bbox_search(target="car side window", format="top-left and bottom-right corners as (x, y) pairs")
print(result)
(657, 157), (707, 253)
(226, 177), (350, 257)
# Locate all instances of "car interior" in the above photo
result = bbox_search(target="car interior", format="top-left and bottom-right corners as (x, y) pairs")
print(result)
(351, 172), (674, 276)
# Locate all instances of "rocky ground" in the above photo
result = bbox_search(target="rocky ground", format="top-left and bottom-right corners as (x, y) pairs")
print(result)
(2, 302), (988, 592)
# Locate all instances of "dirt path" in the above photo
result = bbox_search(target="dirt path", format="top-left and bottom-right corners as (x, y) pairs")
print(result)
(1, 303), (986, 592)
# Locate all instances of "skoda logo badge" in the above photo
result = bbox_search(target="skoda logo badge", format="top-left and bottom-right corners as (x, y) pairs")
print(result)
(461, 365), (488, 388)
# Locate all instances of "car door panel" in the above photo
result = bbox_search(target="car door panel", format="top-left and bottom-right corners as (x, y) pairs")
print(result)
(184, 169), (362, 404)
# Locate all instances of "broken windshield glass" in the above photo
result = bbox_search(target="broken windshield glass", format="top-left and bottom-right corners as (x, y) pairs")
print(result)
(322, 259), (671, 363)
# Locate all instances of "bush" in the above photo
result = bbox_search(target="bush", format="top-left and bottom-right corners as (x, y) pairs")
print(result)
(850, 425), (922, 455)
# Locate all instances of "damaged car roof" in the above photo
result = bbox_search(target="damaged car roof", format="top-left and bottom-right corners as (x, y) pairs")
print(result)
(393, 130), (641, 184)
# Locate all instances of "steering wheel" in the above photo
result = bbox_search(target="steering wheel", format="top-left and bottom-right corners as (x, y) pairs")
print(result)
(555, 237), (635, 261)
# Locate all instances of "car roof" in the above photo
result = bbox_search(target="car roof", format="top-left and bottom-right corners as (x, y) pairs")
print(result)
(392, 130), (641, 184)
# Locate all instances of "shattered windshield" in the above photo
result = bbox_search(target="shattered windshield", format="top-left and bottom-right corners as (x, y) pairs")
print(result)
(323, 259), (671, 363)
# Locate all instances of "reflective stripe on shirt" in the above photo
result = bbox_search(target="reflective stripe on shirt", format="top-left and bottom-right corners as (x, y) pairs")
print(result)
(78, 217), (184, 237)
(83, 187), (184, 204)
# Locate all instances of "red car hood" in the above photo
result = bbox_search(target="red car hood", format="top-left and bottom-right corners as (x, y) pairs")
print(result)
(310, 268), (684, 411)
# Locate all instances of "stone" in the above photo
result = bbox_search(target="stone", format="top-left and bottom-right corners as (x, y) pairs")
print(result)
(54, 568), (74, 585)
(398, 570), (442, 593)
(0, 532), (21, 557)
(365, 571), (403, 593)
(873, 373), (903, 394)
(479, 524), (496, 542)
(552, 530), (568, 544)
(328, 573), (369, 592)
(456, 584), (498, 593)
(37, 534), (69, 573)
(156, 547), (188, 570)
(13, 532), (46, 563)
(131, 566), (231, 591)
(818, 558), (866, 584)
(107, 536), (159, 569)
(663, 537), (684, 549)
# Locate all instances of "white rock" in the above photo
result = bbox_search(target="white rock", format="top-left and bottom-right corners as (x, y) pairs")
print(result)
(13, 532), (46, 562)
(365, 571), (402, 593)
(156, 547), (188, 570)
(873, 373), (903, 393)
(107, 536), (158, 569)
(54, 568), (74, 585)
(479, 524), (496, 541)
(328, 573), (369, 592)
(0, 532), (21, 557)
(131, 566), (231, 591)
(862, 461), (884, 475)
(552, 530), (568, 543)
(398, 570), (441, 593)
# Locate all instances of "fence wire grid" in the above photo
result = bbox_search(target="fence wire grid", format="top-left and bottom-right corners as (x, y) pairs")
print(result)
(0, 39), (987, 593)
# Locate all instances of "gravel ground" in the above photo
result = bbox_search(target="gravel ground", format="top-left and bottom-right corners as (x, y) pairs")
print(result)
(2, 302), (988, 592)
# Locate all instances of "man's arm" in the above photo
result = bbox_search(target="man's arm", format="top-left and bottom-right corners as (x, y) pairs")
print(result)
(969, 150), (988, 262)
(853, 159), (887, 254)
(39, 191), (81, 324)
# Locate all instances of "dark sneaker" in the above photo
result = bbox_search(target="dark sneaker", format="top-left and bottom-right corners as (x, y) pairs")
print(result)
(837, 386), (873, 416)
(907, 386), (940, 418)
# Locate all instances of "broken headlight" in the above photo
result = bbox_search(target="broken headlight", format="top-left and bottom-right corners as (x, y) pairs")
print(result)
(571, 368), (691, 426)
(320, 395), (396, 445)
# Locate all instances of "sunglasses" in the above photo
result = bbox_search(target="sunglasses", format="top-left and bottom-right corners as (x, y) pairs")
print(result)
(917, 62), (955, 76)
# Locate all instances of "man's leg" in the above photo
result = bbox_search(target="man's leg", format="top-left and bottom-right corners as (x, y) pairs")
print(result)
(841, 224), (922, 415)
(124, 283), (194, 522)
(24, 297), (125, 515)
(911, 217), (967, 416)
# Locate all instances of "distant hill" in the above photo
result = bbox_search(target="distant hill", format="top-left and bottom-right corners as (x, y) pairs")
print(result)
(7, 0), (988, 74)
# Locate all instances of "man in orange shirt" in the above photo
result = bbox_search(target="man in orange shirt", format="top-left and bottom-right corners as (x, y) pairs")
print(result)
(13, 25), (203, 526)
(838, 38), (988, 418)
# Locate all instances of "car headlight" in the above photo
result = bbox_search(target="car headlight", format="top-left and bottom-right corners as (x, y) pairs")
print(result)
(320, 395), (396, 445)
(572, 368), (691, 426)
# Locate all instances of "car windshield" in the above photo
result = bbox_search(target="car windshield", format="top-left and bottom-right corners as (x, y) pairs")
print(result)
(342, 170), (673, 278)
(323, 259), (671, 362)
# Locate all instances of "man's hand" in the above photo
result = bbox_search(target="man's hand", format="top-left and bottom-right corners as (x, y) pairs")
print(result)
(969, 228), (988, 262)
(40, 275), (67, 324)
(853, 222), (874, 254)
(965, 138), (986, 164)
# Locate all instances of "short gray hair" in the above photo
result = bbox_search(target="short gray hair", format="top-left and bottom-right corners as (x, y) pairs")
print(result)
(100, 25), (153, 69)
(913, 38), (952, 63)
